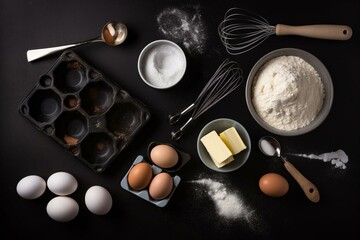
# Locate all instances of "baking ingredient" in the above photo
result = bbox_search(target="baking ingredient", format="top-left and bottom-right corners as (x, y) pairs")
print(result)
(252, 55), (324, 131)
(259, 173), (289, 197)
(85, 185), (112, 215)
(149, 172), (173, 200)
(291, 149), (348, 169)
(127, 162), (153, 190)
(157, 6), (207, 54)
(259, 138), (276, 156)
(142, 43), (186, 88)
(190, 178), (255, 221)
(46, 196), (79, 222)
(150, 144), (179, 168)
(16, 175), (46, 200)
(47, 172), (78, 195)
(200, 130), (234, 168)
(219, 127), (247, 154)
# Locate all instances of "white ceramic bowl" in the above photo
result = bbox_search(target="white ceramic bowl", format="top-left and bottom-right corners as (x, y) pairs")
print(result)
(245, 48), (333, 136)
(197, 118), (251, 173)
(138, 39), (187, 89)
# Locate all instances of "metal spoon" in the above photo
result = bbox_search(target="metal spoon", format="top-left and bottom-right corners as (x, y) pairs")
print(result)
(259, 136), (320, 203)
(26, 21), (128, 62)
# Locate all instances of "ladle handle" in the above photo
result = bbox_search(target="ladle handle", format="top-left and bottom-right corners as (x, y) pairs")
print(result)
(26, 37), (102, 62)
(284, 161), (320, 203)
(275, 24), (352, 40)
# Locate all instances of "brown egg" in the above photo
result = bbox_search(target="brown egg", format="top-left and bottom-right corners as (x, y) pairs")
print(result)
(127, 162), (153, 191)
(149, 172), (173, 200)
(259, 173), (289, 197)
(150, 144), (179, 168)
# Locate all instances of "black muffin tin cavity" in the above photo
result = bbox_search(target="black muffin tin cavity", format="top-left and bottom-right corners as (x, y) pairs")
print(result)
(19, 50), (151, 173)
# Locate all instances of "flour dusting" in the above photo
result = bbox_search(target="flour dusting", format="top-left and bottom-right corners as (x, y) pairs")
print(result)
(190, 178), (255, 221)
(157, 6), (207, 54)
(291, 149), (349, 169)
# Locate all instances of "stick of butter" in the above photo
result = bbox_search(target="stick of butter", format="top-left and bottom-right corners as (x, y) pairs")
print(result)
(200, 130), (233, 167)
(219, 127), (247, 155)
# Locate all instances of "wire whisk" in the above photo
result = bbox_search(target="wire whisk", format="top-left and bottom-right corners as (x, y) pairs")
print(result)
(169, 58), (243, 141)
(218, 7), (353, 55)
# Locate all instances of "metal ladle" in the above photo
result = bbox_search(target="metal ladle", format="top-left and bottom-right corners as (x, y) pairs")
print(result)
(26, 21), (128, 62)
(259, 136), (320, 203)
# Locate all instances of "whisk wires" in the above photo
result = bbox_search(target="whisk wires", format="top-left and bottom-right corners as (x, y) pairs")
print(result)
(191, 58), (243, 119)
(218, 7), (275, 55)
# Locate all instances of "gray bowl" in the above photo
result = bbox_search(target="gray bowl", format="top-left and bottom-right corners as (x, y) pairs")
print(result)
(245, 48), (333, 136)
(197, 118), (251, 172)
(137, 39), (187, 89)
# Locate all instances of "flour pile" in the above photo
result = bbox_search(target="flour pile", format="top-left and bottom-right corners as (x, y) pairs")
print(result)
(252, 55), (324, 131)
(190, 178), (255, 221)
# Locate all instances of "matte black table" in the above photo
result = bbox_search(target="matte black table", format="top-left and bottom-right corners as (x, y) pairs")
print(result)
(1, 0), (359, 239)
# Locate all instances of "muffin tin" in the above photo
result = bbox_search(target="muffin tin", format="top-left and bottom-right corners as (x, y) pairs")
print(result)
(121, 143), (190, 207)
(19, 50), (151, 173)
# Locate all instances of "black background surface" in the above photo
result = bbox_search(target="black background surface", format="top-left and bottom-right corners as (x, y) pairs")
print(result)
(1, 0), (359, 239)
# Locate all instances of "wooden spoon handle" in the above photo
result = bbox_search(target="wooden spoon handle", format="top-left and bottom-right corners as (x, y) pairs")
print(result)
(284, 161), (320, 203)
(275, 24), (352, 40)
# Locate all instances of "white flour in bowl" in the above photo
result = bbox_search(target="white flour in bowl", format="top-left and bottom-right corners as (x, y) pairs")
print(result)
(252, 56), (324, 131)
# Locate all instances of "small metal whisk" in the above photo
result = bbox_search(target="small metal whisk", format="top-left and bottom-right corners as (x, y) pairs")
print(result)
(218, 7), (353, 55)
(169, 58), (243, 141)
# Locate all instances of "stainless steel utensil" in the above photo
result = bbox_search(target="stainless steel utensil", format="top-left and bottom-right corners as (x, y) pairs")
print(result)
(218, 7), (352, 55)
(170, 59), (243, 141)
(27, 21), (128, 62)
(259, 136), (320, 203)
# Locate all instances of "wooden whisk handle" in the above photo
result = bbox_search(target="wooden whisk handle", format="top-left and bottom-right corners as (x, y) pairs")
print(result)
(275, 24), (352, 40)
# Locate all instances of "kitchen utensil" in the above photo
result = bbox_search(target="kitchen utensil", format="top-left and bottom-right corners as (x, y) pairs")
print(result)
(259, 136), (320, 203)
(138, 39), (186, 89)
(170, 59), (243, 141)
(218, 7), (352, 55)
(27, 21), (128, 62)
(19, 50), (151, 173)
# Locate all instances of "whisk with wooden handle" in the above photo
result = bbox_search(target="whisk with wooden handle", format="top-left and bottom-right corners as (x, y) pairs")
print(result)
(170, 58), (243, 141)
(218, 7), (353, 55)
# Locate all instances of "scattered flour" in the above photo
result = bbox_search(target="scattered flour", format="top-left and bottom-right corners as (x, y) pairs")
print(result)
(190, 178), (255, 221)
(291, 149), (349, 169)
(252, 55), (324, 131)
(157, 6), (207, 54)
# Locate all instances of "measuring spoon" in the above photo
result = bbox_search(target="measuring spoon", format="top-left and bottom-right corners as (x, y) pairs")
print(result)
(27, 21), (128, 62)
(259, 136), (320, 203)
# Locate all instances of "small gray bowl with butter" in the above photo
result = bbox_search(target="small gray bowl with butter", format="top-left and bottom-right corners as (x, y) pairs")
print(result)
(197, 118), (251, 173)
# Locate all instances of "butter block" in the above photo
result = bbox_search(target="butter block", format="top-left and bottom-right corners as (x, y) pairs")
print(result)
(213, 155), (234, 168)
(200, 130), (233, 166)
(219, 127), (247, 155)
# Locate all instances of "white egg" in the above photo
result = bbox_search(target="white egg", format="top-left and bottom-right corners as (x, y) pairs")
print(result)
(46, 196), (79, 222)
(47, 172), (78, 195)
(16, 175), (46, 200)
(85, 185), (112, 215)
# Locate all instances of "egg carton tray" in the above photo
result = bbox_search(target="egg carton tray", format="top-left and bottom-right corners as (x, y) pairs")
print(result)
(19, 50), (151, 173)
(120, 155), (181, 208)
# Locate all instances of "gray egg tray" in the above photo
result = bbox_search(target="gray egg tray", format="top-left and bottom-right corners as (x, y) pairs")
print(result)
(120, 155), (181, 208)
(19, 50), (151, 173)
